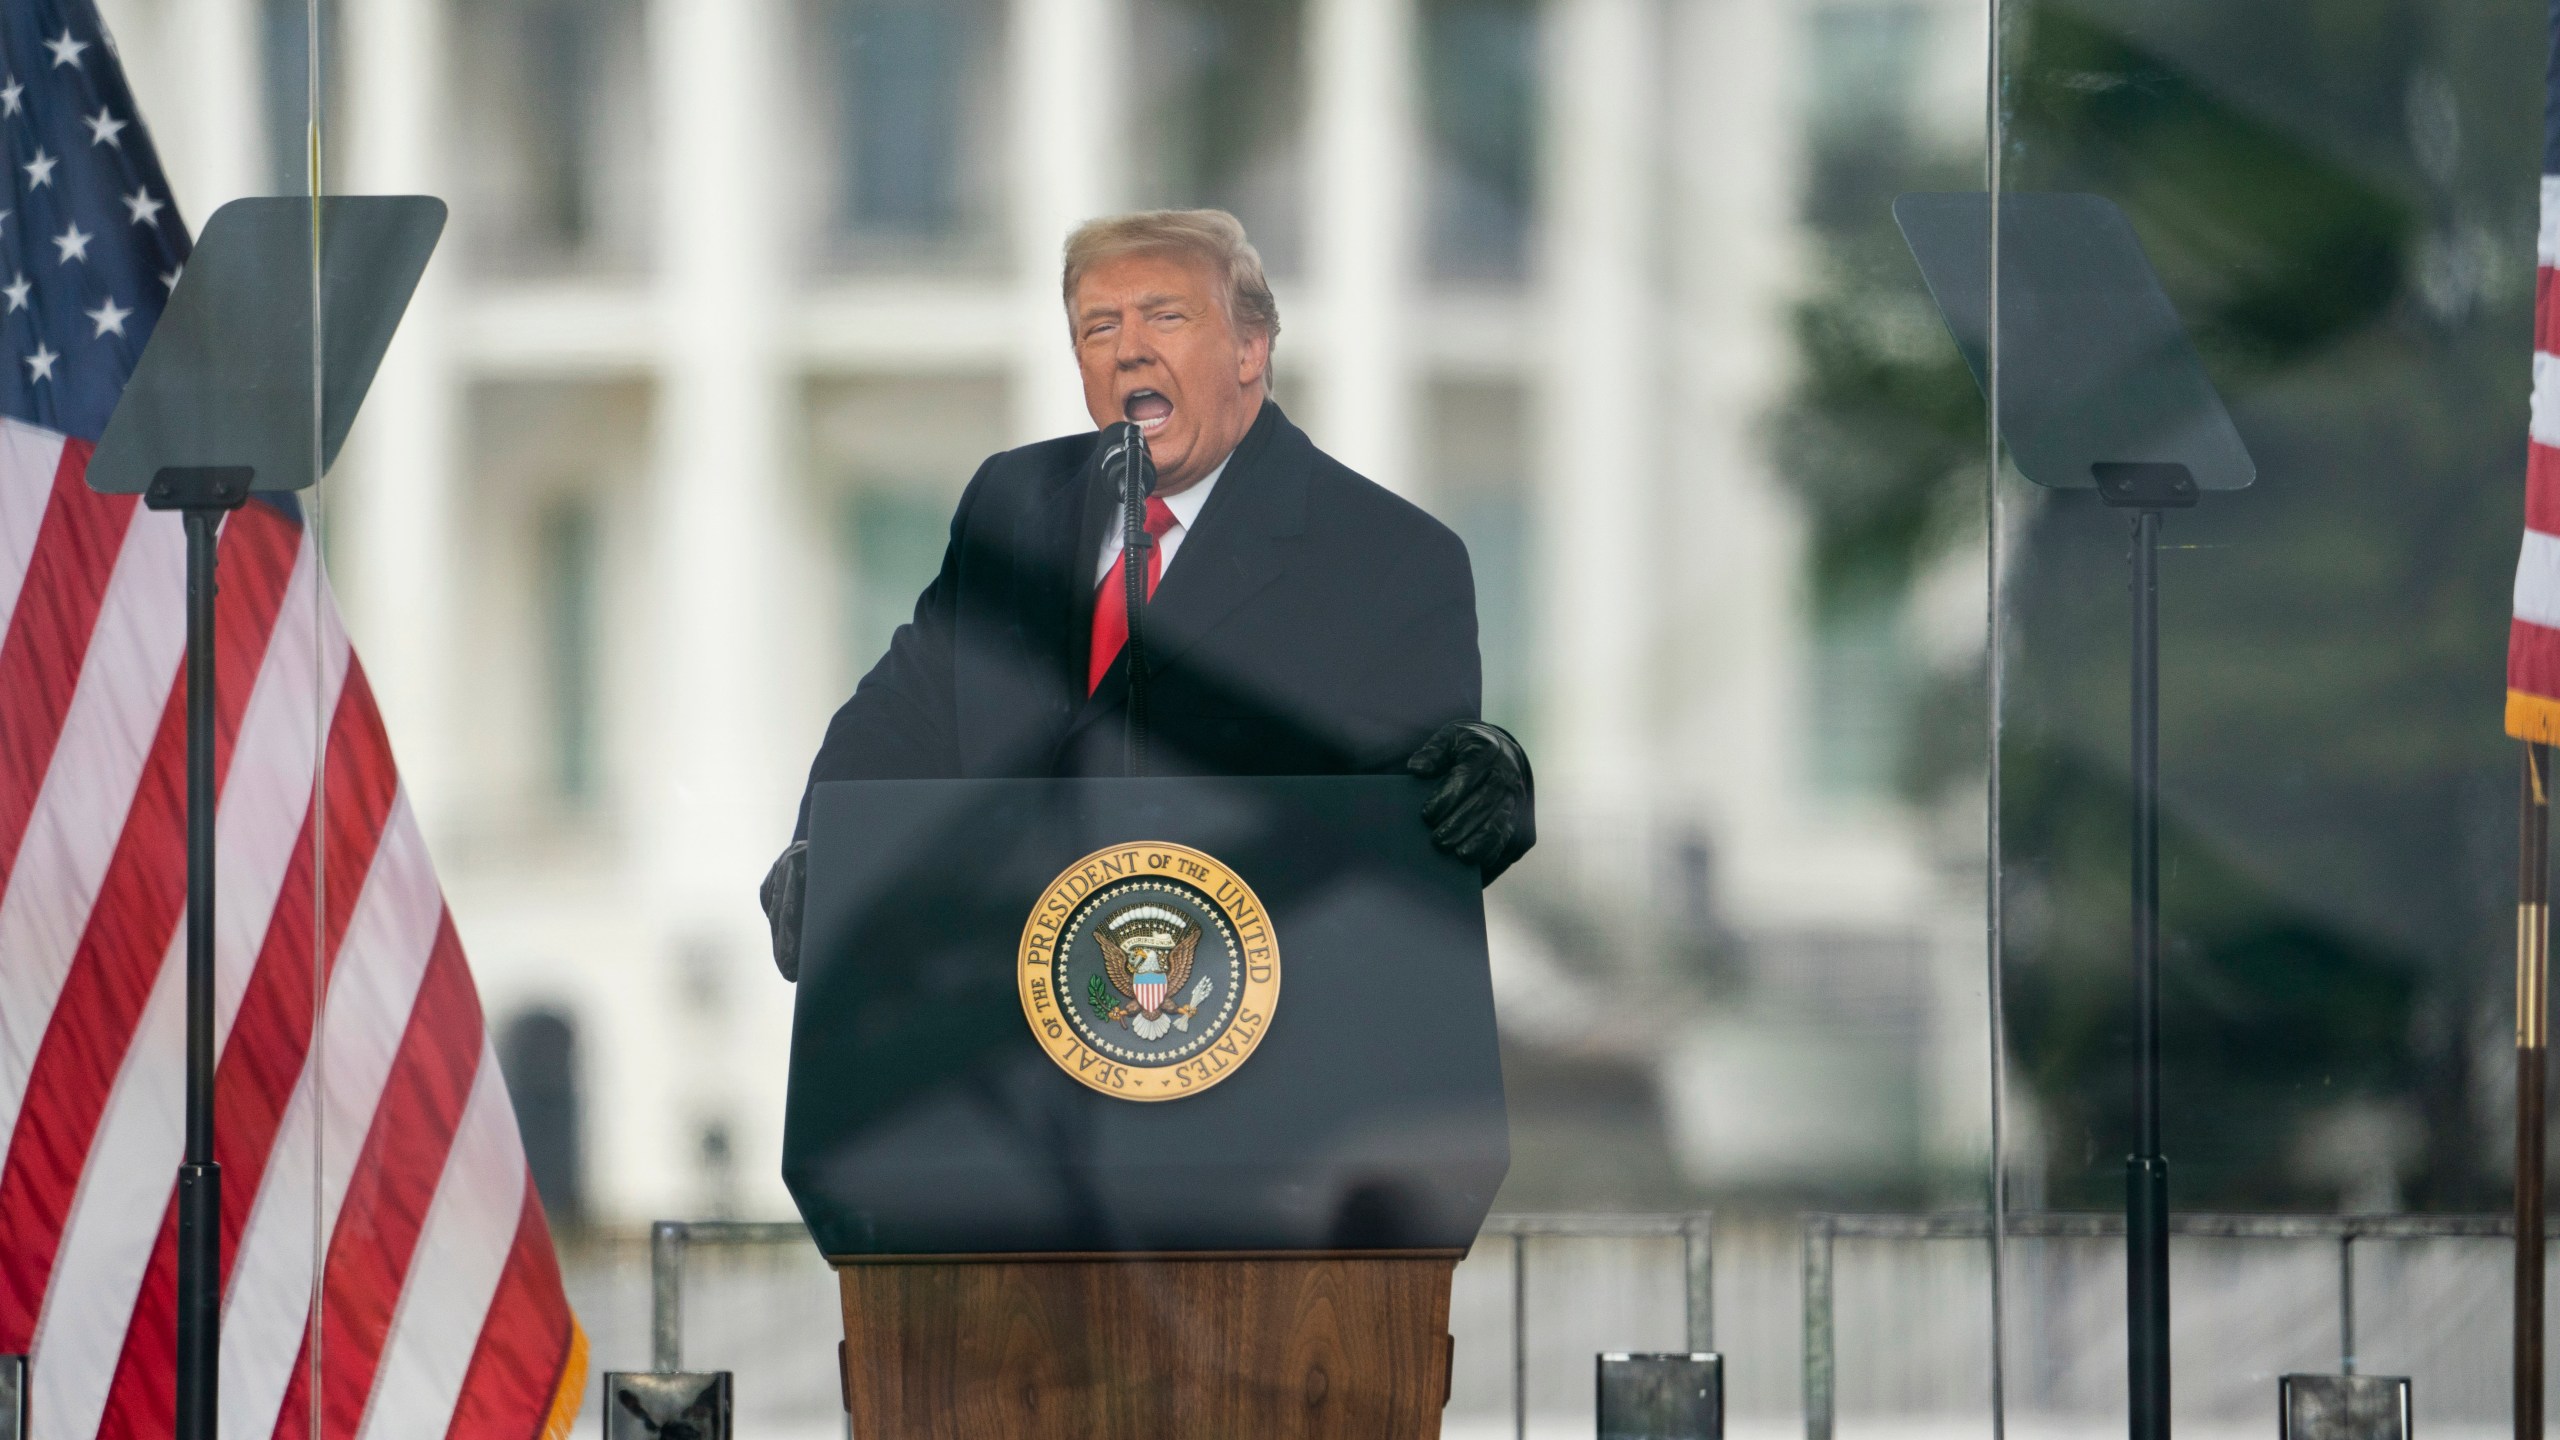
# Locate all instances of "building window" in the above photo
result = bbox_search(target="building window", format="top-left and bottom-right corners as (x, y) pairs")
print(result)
(1422, 0), (1539, 282)
(516, 0), (610, 248)
(1804, 588), (1913, 801)
(1131, 0), (1308, 276)
(1426, 382), (1532, 736)
(1804, 4), (1928, 146)
(1800, 3), (1931, 226)
(539, 499), (601, 804)
(843, 2), (965, 234)
(260, 0), (342, 195)
(453, 0), (651, 272)
(811, 0), (1003, 264)
(497, 1008), (585, 1228)
(842, 487), (953, 676)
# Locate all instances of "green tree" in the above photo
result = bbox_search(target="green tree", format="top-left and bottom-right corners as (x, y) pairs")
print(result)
(1776, 0), (2542, 1207)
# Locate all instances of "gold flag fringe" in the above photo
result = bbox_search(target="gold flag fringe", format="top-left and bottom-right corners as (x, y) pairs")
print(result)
(540, 1320), (590, 1440)
(2508, 690), (2560, 745)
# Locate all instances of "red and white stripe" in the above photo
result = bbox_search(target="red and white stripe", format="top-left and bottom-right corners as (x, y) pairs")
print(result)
(0, 431), (585, 1437)
(2508, 176), (2560, 738)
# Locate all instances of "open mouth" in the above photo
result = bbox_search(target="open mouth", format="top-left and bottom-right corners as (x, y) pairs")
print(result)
(1123, 389), (1173, 436)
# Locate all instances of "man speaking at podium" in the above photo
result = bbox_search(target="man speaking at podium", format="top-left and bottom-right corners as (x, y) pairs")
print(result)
(763, 209), (1532, 978)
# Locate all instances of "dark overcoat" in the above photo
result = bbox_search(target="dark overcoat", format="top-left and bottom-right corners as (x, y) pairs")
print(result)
(791, 401), (1528, 873)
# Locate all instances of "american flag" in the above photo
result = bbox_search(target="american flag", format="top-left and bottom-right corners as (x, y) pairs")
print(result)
(2511, 0), (2560, 741)
(0, 3), (586, 1437)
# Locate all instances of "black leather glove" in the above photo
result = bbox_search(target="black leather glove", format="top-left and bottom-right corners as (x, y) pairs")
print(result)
(759, 839), (807, 982)
(1407, 720), (1536, 883)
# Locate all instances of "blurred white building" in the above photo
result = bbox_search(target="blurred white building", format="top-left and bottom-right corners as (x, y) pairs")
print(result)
(102, 0), (1986, 1224)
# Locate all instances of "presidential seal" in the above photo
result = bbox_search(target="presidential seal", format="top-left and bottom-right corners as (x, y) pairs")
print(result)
(1017, 841), (1280, 1101)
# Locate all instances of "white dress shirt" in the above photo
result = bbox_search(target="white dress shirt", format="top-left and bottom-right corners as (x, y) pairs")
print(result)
(1092, 452), (1230, 588)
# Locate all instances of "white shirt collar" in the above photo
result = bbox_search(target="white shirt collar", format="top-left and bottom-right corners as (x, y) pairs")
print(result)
(1094, 450), (1230, 584)
(1158, 455), (1226, 528)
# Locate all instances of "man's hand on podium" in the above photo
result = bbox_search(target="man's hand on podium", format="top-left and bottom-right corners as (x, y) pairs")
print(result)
(1409, 720), (1535, 884)
(761, 839), (808, 981)
(768, 724), (1532, 982)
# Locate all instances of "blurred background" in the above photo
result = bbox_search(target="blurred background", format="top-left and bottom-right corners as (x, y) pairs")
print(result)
(98, 0), (1995, 1224)
(84, 0), (2560, 1432)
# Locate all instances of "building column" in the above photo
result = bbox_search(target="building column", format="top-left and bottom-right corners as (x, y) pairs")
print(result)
(641, 0), (794, 1218)
(339, 0), (460, 841)
(1007, 0), (1126, 444)
(1307, 0), (1420, 493)
(1535, 0), (1660, 812)
(148, 0), (262, 214)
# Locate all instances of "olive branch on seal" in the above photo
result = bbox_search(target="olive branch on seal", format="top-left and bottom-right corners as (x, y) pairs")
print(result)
(1084, 973), (1117, 1022)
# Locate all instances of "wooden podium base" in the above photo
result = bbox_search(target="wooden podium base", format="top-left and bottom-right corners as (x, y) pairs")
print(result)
(834, 1252), (1461, 1439)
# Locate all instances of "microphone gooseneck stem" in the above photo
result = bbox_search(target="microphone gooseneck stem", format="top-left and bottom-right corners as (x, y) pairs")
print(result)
(1121, 430), (1150, 778)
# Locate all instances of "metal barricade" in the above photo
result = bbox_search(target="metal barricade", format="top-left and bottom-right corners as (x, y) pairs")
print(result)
(646, 1219), (815, 1372)
(1800, 1210), (2539, 1440)
(1483, 1212), (1717, 1440)
(642, 1211), (1715, 1439)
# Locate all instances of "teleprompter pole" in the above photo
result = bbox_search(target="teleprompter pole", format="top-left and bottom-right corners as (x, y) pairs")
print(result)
(2127, 506), (2170, 1440)
(147, 466), (251, 1440)
(2093, 463), (2195, 1440)
(2519, 742), (2549, 1440)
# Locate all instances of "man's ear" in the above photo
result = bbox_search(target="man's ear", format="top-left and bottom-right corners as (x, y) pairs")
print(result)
(1237, 331), (1272, 389)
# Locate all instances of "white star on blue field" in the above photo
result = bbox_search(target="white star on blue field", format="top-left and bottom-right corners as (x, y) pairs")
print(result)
(0, 0), (186, 440)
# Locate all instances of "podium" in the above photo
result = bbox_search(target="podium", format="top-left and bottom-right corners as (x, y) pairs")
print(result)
(785, 776), (1510, 1438)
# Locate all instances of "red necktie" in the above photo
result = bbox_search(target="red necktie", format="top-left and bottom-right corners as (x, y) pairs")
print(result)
(1088, 497), (1178, 694)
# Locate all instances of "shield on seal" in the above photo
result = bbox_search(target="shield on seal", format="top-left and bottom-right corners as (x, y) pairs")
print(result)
(1134, 970), (1167, 1015)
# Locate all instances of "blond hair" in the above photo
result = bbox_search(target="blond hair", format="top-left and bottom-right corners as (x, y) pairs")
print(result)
(1061, 209), (1282, 358)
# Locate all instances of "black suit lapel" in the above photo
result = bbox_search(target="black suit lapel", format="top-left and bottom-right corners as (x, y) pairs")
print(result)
(1141, 402), (1309, 667)
(1051, 443), (1133, 748)
(1060, 402), (1311, 748)
(1062, 448), (1118, 675)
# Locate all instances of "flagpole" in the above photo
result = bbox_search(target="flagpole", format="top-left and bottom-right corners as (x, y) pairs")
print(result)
(2521, 740), (2549, 1440)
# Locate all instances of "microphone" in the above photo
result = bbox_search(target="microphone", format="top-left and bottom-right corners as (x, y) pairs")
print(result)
(1099, 419), (1157, 504)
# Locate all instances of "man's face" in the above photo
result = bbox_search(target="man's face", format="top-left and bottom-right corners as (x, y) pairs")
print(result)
(1071, 250), (1269, 495)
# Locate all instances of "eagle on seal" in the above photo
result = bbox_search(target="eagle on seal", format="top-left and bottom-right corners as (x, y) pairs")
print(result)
(1095, 904), (1208, 1040)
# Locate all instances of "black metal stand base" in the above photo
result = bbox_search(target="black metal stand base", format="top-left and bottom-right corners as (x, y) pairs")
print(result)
(175, 1162), (221, 1439)
(2128, 1154), (2171, 1440)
